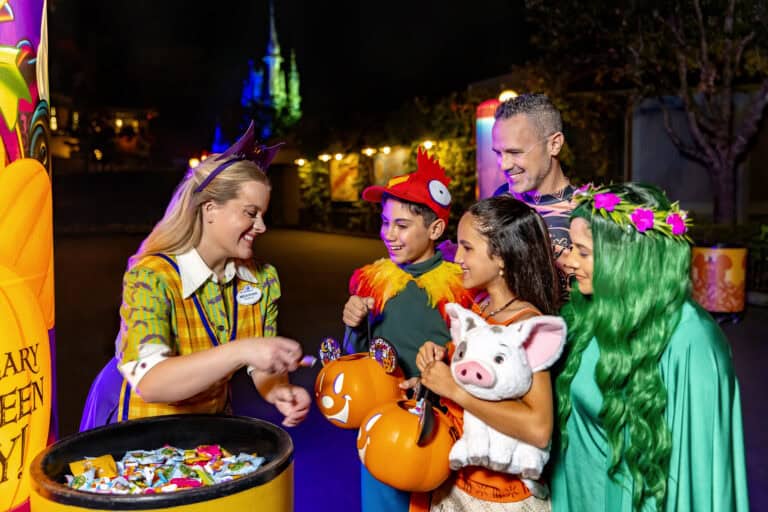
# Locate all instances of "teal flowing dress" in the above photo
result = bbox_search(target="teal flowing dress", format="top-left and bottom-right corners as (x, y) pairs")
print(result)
(551, 301), (750, 511)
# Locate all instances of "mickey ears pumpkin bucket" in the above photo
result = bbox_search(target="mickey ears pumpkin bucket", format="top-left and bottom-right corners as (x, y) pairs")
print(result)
(314, 337), (405, 429)
(357, 399), (455, 493)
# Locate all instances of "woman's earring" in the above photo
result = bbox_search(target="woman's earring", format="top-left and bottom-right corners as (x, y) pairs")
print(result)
(499, 268), (504, 277)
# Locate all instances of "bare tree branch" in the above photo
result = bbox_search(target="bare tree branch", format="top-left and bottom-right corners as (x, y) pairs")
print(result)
(659, 100), (712, 166)
(673, 46), (722, 168)
(655, 10), (687, 48)
(732, 78), (768, 157)
(655, 8), (717, 137)
(672, 45), (720, 138)
(725, 0), (736, 35)
(734, 32), (756, 70)
(692, 0), (711, 69)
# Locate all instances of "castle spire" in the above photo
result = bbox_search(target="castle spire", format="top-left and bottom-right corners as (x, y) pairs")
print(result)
(267, 0), (280, 56)
(288, 49), (302, 124)
(263, 0), (286, 112)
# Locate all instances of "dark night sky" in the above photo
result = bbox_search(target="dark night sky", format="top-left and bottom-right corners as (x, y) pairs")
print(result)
(50, 0), (530, 152)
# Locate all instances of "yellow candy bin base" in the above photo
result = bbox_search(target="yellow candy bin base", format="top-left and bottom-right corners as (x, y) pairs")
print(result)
(29, 415), (293, 511)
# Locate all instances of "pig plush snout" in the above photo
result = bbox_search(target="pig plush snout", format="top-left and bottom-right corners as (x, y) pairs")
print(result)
(454, 361), (496, 388)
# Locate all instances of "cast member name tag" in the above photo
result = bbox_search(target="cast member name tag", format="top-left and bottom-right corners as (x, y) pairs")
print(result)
(237, 284), (262, 305)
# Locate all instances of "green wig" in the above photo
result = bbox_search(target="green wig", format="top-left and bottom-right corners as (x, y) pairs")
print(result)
(556, 182), (692, 511)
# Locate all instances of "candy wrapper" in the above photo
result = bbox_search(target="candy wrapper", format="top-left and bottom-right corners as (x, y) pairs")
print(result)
(65, 444), (265, 495)
(69, 454), (118, 479)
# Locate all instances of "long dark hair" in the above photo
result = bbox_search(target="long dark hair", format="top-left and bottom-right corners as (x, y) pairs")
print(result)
(468, 196), (560, 314)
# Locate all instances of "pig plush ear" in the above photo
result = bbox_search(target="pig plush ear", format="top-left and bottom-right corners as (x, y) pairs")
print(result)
(445, 302), (487, 342)
(514, 316), (567, 372)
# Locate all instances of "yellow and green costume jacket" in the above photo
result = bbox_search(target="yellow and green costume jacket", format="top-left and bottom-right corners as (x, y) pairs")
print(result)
(113, 251), (280, 421)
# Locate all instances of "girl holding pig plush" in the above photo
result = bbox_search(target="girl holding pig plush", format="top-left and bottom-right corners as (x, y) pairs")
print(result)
(411, 195), (563, 511)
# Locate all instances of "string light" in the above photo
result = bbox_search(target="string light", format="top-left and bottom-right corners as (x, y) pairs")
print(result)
(498, 89), (518, 102)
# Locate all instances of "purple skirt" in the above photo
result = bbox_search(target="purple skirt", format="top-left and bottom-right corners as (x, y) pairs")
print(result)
(79, 357), (123, 431)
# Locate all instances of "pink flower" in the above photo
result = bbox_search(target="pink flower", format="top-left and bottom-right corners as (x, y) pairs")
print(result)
(666, 213), (686, 235)
(593, 192), (621, 211)
(575, 183), (592, 196)
(630, 208), (655, 232)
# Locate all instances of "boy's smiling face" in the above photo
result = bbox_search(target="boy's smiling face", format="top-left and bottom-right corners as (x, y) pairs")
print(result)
(380, 198), (443, 266)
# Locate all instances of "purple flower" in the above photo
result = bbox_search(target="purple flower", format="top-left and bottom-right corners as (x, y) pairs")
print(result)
(575, 183), (592, 196)
(666, 213), (686, 235)
(630, 208), (655, 232)
(593, 192), (621, 211)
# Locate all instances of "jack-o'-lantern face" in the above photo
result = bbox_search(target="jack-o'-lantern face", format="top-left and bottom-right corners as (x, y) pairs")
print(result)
(314, 336), (405, 429)
(314, 353), (404, 429)
(315, 361), (352, 425)
(356, 411), (383, 464)
(357, 400), (455, 493)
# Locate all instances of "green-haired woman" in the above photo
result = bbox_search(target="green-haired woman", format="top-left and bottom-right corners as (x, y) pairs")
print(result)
(551, 183), (749, 512)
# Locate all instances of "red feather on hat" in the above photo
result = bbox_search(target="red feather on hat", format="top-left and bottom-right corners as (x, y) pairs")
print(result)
(416, 147), (449, 185)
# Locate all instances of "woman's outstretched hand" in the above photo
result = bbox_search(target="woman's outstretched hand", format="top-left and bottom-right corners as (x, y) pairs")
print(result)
(245, 336), (303, 374)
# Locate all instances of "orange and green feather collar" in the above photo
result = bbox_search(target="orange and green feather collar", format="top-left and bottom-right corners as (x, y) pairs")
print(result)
(349, 258), (474, 320)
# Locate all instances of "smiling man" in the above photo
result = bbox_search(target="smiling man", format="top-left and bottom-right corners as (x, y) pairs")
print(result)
(492, 94), (576, 280)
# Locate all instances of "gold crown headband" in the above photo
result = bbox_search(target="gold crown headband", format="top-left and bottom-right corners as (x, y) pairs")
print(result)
(573, 184), (693, 243)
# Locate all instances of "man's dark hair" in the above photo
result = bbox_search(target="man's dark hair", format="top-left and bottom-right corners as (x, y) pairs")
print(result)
(494, 93), (563, 138)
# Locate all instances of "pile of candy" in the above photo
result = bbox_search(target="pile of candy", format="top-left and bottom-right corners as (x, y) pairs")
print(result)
(65, 444), (265, 494)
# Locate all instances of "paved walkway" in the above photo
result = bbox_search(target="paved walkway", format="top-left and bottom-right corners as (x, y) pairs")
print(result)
(54, 229), (766, 511)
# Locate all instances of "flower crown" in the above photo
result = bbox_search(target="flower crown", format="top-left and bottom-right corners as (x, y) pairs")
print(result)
(573, 184), (693, 242)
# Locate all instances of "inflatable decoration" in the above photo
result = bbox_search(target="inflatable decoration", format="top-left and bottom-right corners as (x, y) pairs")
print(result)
(0, 263), (52, 512)
(1, 2), (56, 509)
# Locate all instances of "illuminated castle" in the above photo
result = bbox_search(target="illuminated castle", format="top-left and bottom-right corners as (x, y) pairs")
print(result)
(240, 0), (302, 139)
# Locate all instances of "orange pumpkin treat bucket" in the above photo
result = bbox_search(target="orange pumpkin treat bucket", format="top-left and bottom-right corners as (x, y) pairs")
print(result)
(357, 397), (455, 493)
(314, 337), (405, 429)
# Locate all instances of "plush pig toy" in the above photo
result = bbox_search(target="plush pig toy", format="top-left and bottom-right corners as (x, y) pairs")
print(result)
(445, 302), (566, 481)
